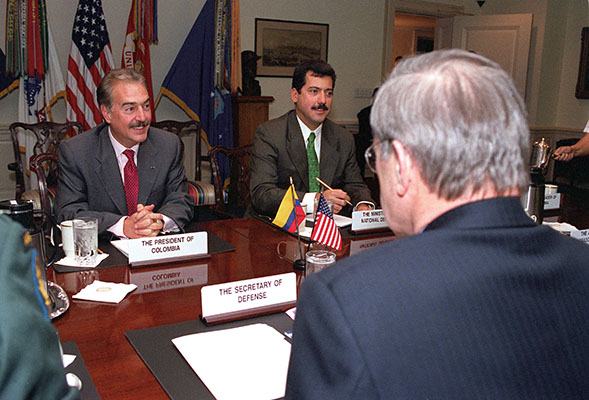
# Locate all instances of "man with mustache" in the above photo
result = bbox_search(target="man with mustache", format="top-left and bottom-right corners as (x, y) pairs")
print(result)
(55, 69), (193, 238)
(250, 60), (374, 218)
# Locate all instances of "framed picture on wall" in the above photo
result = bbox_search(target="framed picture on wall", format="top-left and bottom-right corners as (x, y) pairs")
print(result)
(575, 27), (589, 99)
(255, 18), (329, 77)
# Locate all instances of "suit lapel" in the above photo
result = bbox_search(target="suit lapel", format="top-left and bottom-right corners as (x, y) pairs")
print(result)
(285, 111), (309, 190)
(319, 120), (337, 186)
(137, 130), (159, 205)
(94, 125), (126, 215)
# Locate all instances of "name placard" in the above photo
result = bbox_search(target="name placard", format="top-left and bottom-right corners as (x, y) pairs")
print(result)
(351, 209), (389, 232)
(544, 193), (561, 210)
(571, 229), (589, 244)
(127, 232), (208, 267)
(130, 264), (208, 294)
(201, 272), (297, 325)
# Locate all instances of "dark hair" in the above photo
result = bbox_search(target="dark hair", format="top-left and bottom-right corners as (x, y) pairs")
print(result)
(291, 60), (336, 93)
(96, 68), (147, 109)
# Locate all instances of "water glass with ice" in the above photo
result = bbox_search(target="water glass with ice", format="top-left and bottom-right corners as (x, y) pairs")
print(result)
(73, 218), (98, 265)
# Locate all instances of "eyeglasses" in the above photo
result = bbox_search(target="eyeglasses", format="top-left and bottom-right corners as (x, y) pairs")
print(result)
(364, 140), (391, 174)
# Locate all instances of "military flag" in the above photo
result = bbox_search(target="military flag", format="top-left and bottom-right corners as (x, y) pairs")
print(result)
(122, 0), (157, 121)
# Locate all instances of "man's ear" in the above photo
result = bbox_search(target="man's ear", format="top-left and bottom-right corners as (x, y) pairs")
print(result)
(391, 140), (412, 196)
(100, 104), (112, 124)
(291, 87), (299, 104)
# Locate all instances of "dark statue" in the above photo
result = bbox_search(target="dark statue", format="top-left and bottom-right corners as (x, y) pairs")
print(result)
(241, 50), (261, 96)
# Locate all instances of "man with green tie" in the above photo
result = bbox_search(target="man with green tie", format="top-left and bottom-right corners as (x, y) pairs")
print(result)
(250, 60), (374, 218)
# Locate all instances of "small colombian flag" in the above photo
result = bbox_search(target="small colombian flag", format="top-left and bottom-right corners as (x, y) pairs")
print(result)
(271, 185), (306, 233)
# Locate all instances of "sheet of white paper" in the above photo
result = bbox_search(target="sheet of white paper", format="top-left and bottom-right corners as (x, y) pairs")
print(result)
(172, 323), (291, 400)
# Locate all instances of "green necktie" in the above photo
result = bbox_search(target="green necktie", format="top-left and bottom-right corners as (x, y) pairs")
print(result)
(307, 132), (320, 192)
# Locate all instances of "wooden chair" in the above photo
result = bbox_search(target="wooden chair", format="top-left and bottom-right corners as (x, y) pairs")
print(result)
(28, 152), (59, 217)
(209, 145), (253, 218)
(8, 121), (83, 201)
(151, 120), (216, 206)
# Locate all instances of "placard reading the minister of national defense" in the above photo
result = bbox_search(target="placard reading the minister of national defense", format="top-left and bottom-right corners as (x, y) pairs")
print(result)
(127, 231), (208, 266)
(201, 273), (296, 322)
(351, 209), (389, 232)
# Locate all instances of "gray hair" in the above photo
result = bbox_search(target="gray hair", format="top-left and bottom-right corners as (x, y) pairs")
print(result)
(96, 68), (147, 109)
(371, 49), (530, 199)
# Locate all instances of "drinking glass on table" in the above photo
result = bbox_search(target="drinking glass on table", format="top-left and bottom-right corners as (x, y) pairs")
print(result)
(73, 217), (98, 265)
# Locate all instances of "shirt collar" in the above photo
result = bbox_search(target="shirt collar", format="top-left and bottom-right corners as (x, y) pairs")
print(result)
(108, 127), (140, 157)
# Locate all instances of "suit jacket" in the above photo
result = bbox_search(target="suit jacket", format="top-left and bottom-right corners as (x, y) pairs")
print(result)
(286, 197), (589, 399)
(250, 110), (373, 217)
(0, 216), (79, 399)
(55, 123), (193, 235)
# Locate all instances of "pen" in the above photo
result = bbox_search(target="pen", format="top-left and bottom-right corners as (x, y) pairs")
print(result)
(315, 177), (354, 207)
(97, 248), (103, 254)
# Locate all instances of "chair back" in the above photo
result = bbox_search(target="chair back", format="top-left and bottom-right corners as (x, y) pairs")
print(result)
(209, 145), (253, 218)
(151, 120), (205, 180)
(28, 152), (59, 216)
(8, 121), (83, 200)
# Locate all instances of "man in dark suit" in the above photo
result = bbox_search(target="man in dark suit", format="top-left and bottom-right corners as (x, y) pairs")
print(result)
(0, 215), (80, 399)
(55, 69), (193, 238)
(286, 50), (589, 399)
(250, 60), (374, 218)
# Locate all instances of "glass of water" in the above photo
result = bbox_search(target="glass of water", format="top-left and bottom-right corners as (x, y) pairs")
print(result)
(73, 217), (98, 265)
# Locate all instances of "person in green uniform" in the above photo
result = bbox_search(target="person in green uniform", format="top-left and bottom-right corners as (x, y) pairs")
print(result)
(0, 215), (79, 399)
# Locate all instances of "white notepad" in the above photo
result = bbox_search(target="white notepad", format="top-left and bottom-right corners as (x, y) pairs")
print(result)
(172, 323), (291, 400)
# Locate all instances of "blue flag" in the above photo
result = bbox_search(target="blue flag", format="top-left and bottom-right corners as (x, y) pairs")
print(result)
(156, 0), (234, 180)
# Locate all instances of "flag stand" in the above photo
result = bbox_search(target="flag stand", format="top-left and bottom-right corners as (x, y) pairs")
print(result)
(290, 177), (306, 271)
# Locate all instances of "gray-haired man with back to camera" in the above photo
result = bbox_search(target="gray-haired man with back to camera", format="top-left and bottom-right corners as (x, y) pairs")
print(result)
(285, 49), (589, 399)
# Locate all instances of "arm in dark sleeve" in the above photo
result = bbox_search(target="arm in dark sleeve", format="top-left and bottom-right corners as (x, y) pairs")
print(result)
(285, 275), (376, 399)
(55, 141), (122, 236)
(249, 124), (298, 217)
(0, 217), (80, 399)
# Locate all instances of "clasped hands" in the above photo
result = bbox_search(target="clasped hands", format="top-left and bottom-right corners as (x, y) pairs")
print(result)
(123, 204), (164, 238)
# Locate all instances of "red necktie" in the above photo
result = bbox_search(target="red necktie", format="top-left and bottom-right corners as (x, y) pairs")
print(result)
(123, 149), (138, 215)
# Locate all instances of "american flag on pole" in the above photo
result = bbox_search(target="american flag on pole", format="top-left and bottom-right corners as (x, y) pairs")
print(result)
(311, 194), (342, 251)
(66, 0), (115, 130)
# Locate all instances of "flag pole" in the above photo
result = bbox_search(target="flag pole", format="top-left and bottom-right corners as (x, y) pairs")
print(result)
(290, 176), (306, 271)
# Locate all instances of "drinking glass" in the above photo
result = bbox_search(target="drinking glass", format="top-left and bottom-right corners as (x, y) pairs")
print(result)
(73, 217), (98, 265)
(305, 250), (336, 275)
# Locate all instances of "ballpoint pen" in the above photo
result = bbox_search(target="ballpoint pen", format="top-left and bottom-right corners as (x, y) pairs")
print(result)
(315, 177), (353, 207)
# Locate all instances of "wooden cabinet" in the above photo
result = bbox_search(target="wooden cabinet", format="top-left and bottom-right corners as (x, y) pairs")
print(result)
(232, 96), (274, 147)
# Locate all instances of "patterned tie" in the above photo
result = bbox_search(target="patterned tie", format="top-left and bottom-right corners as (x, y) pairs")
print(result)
(307, 132), (320, 192)
(123, 149), (139, 215)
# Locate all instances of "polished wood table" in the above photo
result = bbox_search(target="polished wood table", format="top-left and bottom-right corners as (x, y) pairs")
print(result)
(51, 217), (395, 399)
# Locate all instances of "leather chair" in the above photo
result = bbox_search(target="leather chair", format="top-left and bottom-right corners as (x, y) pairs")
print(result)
(151, 120), (216, 207)
(209, 145), (253, 219)
(8, 121), (83, 202)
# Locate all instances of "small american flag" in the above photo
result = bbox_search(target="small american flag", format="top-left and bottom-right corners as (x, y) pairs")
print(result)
(311, 194), (342, 251)
(66, 0), (115, 130)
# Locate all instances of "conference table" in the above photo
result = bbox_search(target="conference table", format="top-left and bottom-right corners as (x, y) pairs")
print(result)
(51, 216), (397, 399)
(50, 192), (588, 399)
